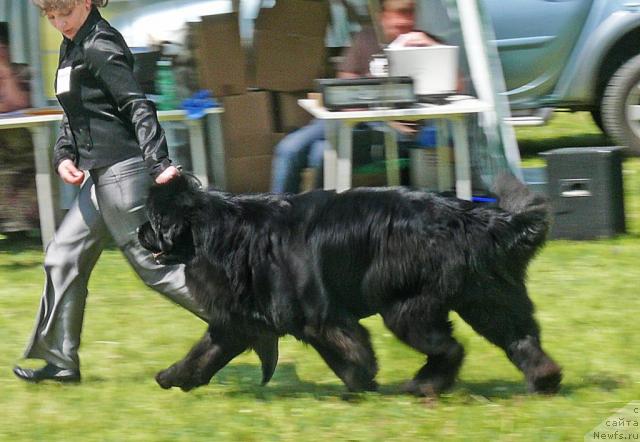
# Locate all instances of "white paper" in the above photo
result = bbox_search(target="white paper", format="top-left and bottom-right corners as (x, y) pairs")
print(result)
(56, 67), (72, 95)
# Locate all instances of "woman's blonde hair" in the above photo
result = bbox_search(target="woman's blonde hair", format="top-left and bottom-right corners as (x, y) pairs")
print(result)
(32, 0), (108, 13)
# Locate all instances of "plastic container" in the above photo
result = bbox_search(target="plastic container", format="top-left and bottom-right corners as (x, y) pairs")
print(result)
(155, 43), (181, 110)
(369, 54), (389, 77)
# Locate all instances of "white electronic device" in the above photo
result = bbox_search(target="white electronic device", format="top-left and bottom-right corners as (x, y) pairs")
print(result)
(384, 45), (459, 100)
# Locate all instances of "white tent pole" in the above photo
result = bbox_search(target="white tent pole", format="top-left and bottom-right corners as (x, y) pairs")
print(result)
(455, 0), (522, 178)
(27, 2), (46, 107)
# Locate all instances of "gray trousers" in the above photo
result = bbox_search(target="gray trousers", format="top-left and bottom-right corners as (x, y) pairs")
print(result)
(23, 157), (208, 371)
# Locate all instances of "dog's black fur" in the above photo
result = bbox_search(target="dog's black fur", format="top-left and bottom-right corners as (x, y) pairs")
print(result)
(138, 174), (562, 395)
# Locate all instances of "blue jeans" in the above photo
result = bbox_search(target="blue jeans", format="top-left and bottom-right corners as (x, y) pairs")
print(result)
(271, 119), (326, 193)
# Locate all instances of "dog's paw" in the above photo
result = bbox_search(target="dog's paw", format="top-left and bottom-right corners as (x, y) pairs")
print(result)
(528, 362), (562, 395)
(402, 376), (455, 397)
(155, 367), (179, 389)
(155, 367), (209, 392)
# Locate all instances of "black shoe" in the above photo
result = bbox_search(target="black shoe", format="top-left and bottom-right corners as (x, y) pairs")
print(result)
(13, 363), (81, 383)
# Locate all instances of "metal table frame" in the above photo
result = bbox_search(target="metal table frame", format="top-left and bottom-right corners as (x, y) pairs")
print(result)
(298, 98), (491, 199)
(0, 107), (223, 248)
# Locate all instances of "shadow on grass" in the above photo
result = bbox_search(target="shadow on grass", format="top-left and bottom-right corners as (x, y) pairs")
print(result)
(457, 371), (626, 399)
(0, 233), (120, 254)
(0, 232), (42, 252)
(0, 261), (43, 271)
(152, 363), (624, 401)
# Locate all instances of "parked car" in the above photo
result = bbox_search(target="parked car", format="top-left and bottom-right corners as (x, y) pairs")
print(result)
(484, 0), (640, 154)
(103, 0), (640, 158)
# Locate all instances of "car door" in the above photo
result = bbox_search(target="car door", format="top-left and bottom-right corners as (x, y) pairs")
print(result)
(482, 0), (593, 108)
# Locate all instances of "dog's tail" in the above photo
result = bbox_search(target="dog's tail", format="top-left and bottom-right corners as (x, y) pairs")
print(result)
(492, 173), (550, 258)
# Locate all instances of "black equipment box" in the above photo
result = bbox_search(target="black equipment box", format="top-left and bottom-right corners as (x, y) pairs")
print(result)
(316, 77), (416, 110)
(541, 146), (626, 239)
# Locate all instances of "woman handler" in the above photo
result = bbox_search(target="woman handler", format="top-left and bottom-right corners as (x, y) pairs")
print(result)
(14, 0), (208, 383)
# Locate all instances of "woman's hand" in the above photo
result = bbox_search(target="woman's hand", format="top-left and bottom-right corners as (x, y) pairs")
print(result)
(388, 121), (419, 136)
(154, 165), (180, 184)
(57, 159), (85, 186)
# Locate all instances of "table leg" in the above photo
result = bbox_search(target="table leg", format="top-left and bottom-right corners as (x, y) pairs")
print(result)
(186, 119), (209, 188)
(336, 121), (353, 192)
(383, 124), (400, 186)
(436, 120), (453, 192)
(29, 124), (57, 249)
(205, 112), (226, 189)
(323, 121), (338, 190)
(451, 117), (472, 200)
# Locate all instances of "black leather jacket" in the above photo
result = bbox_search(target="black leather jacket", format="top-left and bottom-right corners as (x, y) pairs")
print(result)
(53, 8), (170, 177)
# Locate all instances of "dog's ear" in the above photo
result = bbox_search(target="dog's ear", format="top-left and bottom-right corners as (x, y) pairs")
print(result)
(182, 173), (203, 191)
(149, 174), (202, 213)
(177, 191), (197, 212)
(160, 225), (176, 252)
(149, 173), (201, 198)
(157, 214), (191, 253)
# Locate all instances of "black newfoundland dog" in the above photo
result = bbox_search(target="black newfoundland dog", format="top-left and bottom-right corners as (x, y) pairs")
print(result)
(138, 174), (561, 396)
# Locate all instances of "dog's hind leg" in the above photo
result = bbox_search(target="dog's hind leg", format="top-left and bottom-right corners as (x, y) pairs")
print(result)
(155, 328), (250, 392)
(303, 321), (378, 392)
(382, 300), (464, 396)
(455, 282), (562, 394)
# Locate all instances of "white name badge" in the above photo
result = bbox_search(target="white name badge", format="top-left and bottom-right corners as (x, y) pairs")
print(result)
(56, 66), (72, 95)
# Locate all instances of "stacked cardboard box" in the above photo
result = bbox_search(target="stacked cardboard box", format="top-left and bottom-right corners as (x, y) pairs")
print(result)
(219, 92), (274, 193)
(192, 13), (246, 97)
(254, 0), (329, 135)
(191, 2), (330, 193)
(253, 0), (330, 92)
(272, 91), (314, 133)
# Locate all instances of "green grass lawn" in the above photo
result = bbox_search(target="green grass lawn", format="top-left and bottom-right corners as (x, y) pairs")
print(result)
(1, 112), (639, 441)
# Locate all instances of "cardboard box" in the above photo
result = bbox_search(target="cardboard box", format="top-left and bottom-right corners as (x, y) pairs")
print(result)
(256, 0), (329, 36)
(192, 13), (246, 97)
(254, 0), (330, 91)
(221, 91), (275, 157)
(226, 155), (273, 193)
(209, 92), (277, 192)
(254, 34), (327, 91)
(272, 132), (287, 146)
(221, 134), (275, 159)
(274, 92), (313, 133)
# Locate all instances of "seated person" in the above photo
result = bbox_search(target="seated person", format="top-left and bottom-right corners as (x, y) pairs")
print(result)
(0, 23), (30, 113)
(271, 0), (437, 193)
(0, 23), (35, 235)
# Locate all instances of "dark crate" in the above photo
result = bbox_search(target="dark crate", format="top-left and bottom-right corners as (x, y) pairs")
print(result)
(541, 146), (625, 239)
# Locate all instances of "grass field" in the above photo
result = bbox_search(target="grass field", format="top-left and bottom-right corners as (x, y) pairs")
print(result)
(1, 112), (639, 441)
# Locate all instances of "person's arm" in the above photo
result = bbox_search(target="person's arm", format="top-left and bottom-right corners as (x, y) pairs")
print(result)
(336, 26), (380, 78)
(53, 114), (76, 172)
(83, 31), (174, 180)
(54, 114), (85, 185)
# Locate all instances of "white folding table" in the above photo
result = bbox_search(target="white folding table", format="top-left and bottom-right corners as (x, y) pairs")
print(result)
(298, 97), (491, 200)
(0, 107), (223, 248)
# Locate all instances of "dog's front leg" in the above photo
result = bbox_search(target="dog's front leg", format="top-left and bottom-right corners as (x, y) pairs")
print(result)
(156, 329), (250, 392)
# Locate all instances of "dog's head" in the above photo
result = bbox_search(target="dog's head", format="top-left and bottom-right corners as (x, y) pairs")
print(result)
(138, 174), (201, 265)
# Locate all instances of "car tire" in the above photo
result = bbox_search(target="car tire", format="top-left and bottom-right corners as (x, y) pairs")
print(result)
(602, 53), (640, 155)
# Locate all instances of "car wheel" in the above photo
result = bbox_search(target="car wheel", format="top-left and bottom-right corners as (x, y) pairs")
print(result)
(602, 53), (640, 155)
